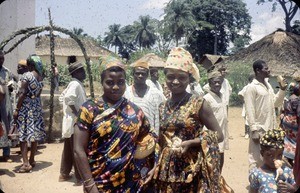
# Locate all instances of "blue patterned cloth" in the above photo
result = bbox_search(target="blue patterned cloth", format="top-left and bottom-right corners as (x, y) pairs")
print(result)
(16, 72), (45, 142)
(249, 166), (295, 193)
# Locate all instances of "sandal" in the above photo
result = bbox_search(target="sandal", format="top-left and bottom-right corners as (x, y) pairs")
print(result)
(17, 164), (32, 173)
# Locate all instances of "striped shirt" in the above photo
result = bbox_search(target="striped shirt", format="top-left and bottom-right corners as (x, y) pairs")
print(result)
(124, 85), (165, 134)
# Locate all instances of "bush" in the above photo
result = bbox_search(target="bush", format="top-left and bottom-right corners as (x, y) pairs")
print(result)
(227, 62), (252, 106)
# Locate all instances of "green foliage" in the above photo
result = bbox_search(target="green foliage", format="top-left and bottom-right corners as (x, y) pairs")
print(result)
(103, 24), (124, 53)
(226, 62), (252, 106)
(134, 15), (157, 49)
(43, 63), (72, 87)
(186, 0), (251, 58)
(163, 0), (196, 46)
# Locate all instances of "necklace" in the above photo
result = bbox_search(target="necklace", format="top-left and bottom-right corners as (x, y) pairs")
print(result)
(167, 93), (189, 111)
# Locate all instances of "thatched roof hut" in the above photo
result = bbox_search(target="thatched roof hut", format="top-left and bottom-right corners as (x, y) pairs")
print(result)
(130, 53), (166, 68)
(35, 36), (113, 65)
(199, 54), (228, 70)
(225, 29), (300, 77)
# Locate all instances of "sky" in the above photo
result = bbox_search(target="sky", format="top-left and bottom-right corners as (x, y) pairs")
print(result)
(36, 0), (300, 44)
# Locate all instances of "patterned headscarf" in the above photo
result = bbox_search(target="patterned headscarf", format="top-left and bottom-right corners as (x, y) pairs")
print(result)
(132, 61), (149, 70)
(27, 55), (43, 75)
(207, 70), (222, 80)
(260, 128), (285, 149)
(100, 54), (125, 71)
(165, 47), (194, 73)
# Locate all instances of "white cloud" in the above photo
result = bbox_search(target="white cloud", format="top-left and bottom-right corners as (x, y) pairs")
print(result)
(250, 12), (285, 44)
(142, 0), (170, 10)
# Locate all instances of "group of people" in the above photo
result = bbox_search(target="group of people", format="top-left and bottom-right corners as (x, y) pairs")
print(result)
(0, 50), (46, 173)
(1, 46), (300, 193)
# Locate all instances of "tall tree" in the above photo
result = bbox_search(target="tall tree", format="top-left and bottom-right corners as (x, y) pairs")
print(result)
(163, 0), (196, 46)
(134, 15), (157, 50)
(186, 0), (251, 59)
(257, 0), (299, 32)
(103, 24), (123, 53)
(72, 27), (87, 37)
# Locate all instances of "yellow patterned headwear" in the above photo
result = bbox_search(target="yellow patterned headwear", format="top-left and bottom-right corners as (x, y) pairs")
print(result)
(100, 55), (125, 70)
(165, 47), (194, 74)
(132, 61), (149, 70)
(260, 128), (285, 149)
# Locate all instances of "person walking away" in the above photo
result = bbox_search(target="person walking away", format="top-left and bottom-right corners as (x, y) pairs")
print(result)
(203, 70), (228, 173)
(58, 61), (87, 185)
(249, 128), (297, 193)
(244, 60), (287, 170)
(124, 61), (165, 134)
(13, 55), (46, 173)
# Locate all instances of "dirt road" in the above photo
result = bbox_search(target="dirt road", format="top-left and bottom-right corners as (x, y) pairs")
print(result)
(0, 107), (249, 193)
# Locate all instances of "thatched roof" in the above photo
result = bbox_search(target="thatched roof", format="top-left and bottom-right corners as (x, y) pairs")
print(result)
(225, 29), (300, 77)
(35, 36), (112, 57)
(199, 54), (228, 70)
(130, 53), (166, 68)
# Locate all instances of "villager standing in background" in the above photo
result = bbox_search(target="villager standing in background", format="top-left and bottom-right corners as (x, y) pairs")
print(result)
(0, 50), (14, 162)
(13, 55), (46, 173)
(244, 60), (287, 170)
(203, 70), (228, 173)
(58, 61), (87, 185)
(124, 61), (165, 134)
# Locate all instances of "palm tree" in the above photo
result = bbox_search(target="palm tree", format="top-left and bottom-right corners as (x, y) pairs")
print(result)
(72, 27), (87, 37)
(134, 15), (156, 50)
(103, 24), (123, 53)
(163, 0), (196, 46)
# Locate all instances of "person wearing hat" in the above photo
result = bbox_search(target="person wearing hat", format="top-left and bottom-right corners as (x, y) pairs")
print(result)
(58, 61), (87, 185)
(13, 55), (46, 172)
(186, 63), (204, 97)
(203, 70), (228, 173)
(73, 55), (157, 193)
(153, 47), (232, 192)
(124, 61), (165, 134)
(249, 128), (297, 193)
(244, 60), (287, 170)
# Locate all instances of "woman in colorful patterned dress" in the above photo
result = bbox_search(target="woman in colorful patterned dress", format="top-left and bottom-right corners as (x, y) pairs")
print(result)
(280, 82), (300, 166)
(153, 47), (231, 193)
(13, 55), (46, 173)
(74, 56), (157, 193)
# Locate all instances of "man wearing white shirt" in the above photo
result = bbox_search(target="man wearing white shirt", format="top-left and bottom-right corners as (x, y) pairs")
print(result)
(244, 60), (287, 170)
(124, 62), (165, 134)
(146, 67), (164, 93)
(59, 61), (87, 185)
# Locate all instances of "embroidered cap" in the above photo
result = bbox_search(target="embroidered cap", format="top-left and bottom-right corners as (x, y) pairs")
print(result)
(100, 54), (125, 70)
(132, 61), (149, 70)
(260, 128), (285, 149)
(165, 47), (194, 74)
(207, 70), (222, 80)
(18, 60), (27, 66)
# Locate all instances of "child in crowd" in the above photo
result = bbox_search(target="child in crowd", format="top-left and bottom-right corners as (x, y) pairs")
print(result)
(249, 128), (297, 193)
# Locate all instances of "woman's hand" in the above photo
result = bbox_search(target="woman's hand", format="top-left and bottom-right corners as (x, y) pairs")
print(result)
(277, 181), (296, 193)
(180, 140), (192, 154)
(142, 164), (156, 185)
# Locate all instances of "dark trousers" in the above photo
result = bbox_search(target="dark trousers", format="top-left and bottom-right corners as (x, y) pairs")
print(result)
(60, 135), (81, 181)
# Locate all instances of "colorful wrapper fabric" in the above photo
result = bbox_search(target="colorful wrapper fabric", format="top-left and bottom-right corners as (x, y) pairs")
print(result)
(260, 128), (285, 149)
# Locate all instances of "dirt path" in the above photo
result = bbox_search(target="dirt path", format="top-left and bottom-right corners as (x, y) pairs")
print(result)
(0, 107), (249, 193)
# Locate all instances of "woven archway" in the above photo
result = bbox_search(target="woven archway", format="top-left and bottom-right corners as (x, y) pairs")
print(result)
(0, 10), (94, 142)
